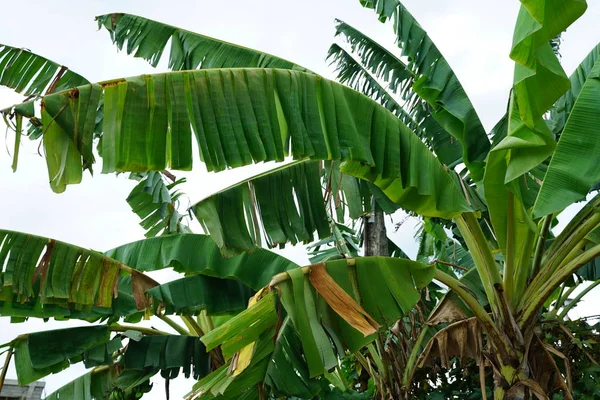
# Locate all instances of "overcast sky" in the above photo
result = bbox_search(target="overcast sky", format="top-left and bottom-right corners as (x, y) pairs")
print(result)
(1, 1), (600, 398)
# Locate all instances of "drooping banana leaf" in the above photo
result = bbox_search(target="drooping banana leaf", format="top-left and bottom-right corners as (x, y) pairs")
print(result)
(0, 43), (88, 96)
(0, 230), (122, 310)
(355, 2), (490, 180)
(532, 53), (600, 217)
(329, 21), (462, 168)
(192, 256), (435, 399)
(192, 159), (389, 254)
(192, 160), (330, 254)
(105, 233), (299, 290)
(190, 320), (322, 400)
(0, 44), (89, 173)
(96, 13), (308, 72)
(10, 326), (111, 385)
(4, 69), (470, 223)
(146, 274), (253, 316)
(43, 368), (120, 400)
(0, 274), (141, 323)
(127, 171), (191, 237)
(124, 335), (210, 380)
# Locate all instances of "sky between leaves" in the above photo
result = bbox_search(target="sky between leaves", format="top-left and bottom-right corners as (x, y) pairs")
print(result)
(0, 0), (600, 398)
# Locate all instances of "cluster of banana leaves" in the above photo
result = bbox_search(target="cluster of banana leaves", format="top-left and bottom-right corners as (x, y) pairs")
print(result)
(1, 0), (600, 399)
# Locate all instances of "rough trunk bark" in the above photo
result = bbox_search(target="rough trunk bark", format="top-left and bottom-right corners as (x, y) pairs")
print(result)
(364, 205), (388, 257)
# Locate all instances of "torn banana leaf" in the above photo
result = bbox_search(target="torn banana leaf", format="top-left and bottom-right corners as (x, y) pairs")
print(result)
(355, 1), (490, 180)
(96, 13), (309, 72)
(11, 326), (111, 385)
(328, 22), (462, 169)
(0, 230), (122, 311)
(0, 43), (88, 96)
(194, 256), (435, 399)
(127, 171), (191, 237)
(4, 69), (471, 223)
(105, 233), (299, 290)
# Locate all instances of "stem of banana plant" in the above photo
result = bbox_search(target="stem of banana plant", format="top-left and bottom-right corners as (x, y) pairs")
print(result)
(558, 279), (600, 320)
(109, 324), (171, 336)
(197, 310), (214, 333)
(0, 345), (13, 393)
(91, 365), (111, 375)
(519, 243), (600, 328)
(504, 193), (516, 303)
(402, 325), (429, 389)
(375, 334), (393, 391)
(182, 316), (205, 336)
(549, 282), (577, 317)
(531, 215), (552, 276)
(454, 213), (504, 321)
(156, 313), (191, 335)
(512, 230), (535, 309)
(521, 213), (600, 311)
(532, 200), (600, 293)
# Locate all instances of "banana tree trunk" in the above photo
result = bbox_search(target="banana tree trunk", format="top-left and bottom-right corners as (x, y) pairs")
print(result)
(493, 367), (528, 400)
(364, 204), (388, 257)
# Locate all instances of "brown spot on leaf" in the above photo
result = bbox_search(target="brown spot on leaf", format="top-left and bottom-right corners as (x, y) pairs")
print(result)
(32, 240), (55, 293)
(131, 270), (159, 310)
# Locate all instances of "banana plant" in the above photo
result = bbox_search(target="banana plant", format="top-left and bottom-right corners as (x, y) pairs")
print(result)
(2, 1), (600, 399)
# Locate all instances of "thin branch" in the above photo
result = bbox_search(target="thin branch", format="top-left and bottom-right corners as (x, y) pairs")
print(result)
(0, 345), (14, 393)
(433, 259), (468, 272)
(160, 170), (177, 183)
(109, 324), (170, 336)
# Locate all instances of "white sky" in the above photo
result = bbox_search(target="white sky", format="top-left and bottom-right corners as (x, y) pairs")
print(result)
(1, 1), (600, 398)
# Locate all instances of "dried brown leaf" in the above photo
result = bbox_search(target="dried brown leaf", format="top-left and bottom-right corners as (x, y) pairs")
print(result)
(427, 297), (469, 325)
(309, 263), (380, 336)
(418, 317), (481, 369)
(131, 270), (159, 310)
(528, 336), (573, 400)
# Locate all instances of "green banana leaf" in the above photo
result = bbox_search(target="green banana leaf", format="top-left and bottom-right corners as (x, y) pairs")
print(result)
(126, 171), (191, 237)
(357, 0), (490, 180)
(191, 159), (389, 255)
(44, 369), (120, 400)
(0, 43), (88, 96)
(192, 160), (330, 254)
(3, 69), (470, 223)
(328, 21), (462, 168)
(0, 230), (122, 310)
(0, 275), (141, 322)
(105, 233), (299, 290)
(493, 0), (586, 184)
(550, 43), (600, 136)
(96, 13), (308, 72)
(10, 326), (110, 385)
(533, 53), (600, 217)
(124, 335), (210, 380)
(146, 274), (253, 316)
(190, 256), (435, 399)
